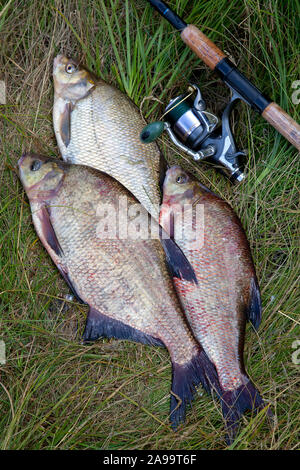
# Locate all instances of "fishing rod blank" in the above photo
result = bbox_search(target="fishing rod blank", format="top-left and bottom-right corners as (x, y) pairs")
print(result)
(147, 0), (300, 151)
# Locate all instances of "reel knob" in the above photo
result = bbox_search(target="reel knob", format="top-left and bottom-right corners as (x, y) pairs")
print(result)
(140, 122), (165, 143)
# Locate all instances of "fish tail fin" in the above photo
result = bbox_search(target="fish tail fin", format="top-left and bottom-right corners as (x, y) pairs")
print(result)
(170, 348), (220, 429)
(220, 378), (271, 444)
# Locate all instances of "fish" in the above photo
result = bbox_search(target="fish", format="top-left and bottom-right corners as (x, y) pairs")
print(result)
(53, 54), (164, 221)
(18, 153), (221, 429)
(159, 165), (270, 442)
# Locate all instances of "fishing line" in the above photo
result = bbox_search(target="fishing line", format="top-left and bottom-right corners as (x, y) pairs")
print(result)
(160, 90), (193, 121)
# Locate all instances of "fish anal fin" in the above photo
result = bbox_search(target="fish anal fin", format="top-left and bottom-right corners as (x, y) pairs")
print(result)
(83, 307), (164, 347)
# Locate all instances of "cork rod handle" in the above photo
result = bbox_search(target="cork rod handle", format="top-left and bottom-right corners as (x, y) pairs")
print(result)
(181, 24), (300, 151)
(262, 103), (300, 150)
(181, 24), (226, 70)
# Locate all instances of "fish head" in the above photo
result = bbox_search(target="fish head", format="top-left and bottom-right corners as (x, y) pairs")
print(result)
(162, 166), (199, 206)
(18, 153), (66, 200)
(53, 54), (95, 101)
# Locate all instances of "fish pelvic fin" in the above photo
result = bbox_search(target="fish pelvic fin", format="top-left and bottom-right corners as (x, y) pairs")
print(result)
(158, 153), (168, 197)
(82, 307), (164, 347)
(220, 379), (272, 445)
(170, 348), (220, 429)
(246, 277), (262, 330)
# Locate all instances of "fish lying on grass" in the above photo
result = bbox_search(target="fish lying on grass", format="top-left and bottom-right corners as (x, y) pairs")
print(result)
(53, 54), (164, 220)
(18, 153), (221, 428)
(160, 166), (271, 442)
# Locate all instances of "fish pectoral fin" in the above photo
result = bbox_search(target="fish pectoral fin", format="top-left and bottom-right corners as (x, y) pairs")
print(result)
(38, 206), (63, 257)
(37, 207), (85, 304)
(245, 277), (262, 330)
(59, 101), (73, 147)
(158, 154), (168, 195)
(82, 307), (164, 347)
(159, 226), (198, 284)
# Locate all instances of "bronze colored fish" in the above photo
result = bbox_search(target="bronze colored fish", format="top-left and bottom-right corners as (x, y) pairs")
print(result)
(18, 153), (221, 428)
(160, 166), (270, 442)
(53, 55), (163, 221)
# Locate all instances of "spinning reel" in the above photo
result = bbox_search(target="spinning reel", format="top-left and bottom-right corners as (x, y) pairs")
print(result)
(140, 84), (246, 182)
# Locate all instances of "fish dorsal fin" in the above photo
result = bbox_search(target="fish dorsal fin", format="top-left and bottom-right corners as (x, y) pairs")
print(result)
(159, 225), (198, 284)
(59, 101), (73, 148)
(245, 277), (262, 330)
(83, 307), (164, 347)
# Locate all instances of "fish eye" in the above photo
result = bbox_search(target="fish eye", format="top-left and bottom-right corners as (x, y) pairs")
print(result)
(65, 62), (77, 74)
(176, 174), (187, 184)
(31, 160), (42, 171)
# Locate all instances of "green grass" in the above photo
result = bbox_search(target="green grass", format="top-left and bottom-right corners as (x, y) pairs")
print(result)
(0, 0), (299, 450)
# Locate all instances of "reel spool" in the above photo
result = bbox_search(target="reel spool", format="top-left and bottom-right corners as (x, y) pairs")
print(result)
(140, 84), (245, 182)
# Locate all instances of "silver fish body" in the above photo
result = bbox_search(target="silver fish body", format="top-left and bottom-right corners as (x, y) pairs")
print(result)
(18, 153), (220, 429)
(53, 55), (163, 220)
(160, 166), (270, 442)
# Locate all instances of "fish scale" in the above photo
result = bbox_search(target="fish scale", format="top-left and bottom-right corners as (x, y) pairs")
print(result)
(169, 207), (246, 391)
(18, 153), (222, 430)
(53, 55), (162, 220)
(160, 166), (269, 442)
(35, 169), (197, 353)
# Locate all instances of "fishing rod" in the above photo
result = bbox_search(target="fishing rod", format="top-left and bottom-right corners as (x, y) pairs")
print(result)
(140, 0), (300, 182)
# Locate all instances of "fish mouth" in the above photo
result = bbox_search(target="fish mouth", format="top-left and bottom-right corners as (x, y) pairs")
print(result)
(165, 165), (183, 178)
(53, 54), (65, 69)
(53, 54), (80, 71)
(53, 54), (72, 74)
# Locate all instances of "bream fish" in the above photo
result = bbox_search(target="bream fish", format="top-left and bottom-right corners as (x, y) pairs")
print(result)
(53, 55), (163, 220)
(160, 166), (270, 441)
(18, 153), (221, 428)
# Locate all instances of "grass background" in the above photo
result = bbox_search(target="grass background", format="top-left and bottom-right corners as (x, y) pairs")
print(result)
(0, 0), (299, 450)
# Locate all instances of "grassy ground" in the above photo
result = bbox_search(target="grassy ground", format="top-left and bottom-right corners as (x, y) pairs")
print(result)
(0, 0), (299, 450)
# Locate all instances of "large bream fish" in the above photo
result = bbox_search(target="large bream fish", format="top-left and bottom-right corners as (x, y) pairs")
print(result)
(160, 166), (270, 441)
(53, 55), (163, 220)
(18, 153), (221, 428)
